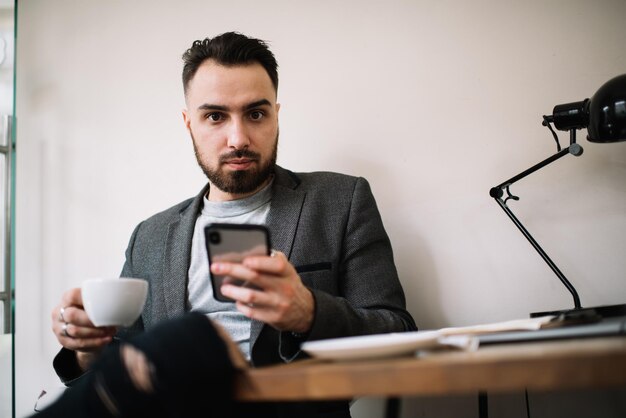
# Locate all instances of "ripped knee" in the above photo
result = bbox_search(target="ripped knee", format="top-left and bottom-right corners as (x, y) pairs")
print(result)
(120, 344), (156, 394)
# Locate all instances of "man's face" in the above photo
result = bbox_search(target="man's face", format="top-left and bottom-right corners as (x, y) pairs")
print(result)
(182, 60), (280, 201)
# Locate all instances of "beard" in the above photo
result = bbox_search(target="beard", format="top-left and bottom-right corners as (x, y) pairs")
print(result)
(191, 130), (278, 195)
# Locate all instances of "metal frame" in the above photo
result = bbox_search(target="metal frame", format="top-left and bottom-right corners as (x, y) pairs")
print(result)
(1, 114), (12, 334)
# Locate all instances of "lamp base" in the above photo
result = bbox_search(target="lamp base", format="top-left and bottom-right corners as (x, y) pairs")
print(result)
(530, 303), (626, 319)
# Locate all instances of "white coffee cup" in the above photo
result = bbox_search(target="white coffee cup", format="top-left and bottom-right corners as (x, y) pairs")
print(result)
(82, 278), (148, 327)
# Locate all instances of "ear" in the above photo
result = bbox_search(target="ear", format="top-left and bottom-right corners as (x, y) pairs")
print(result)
(275, 102), (281, 118)
(182, 108), (192, 131)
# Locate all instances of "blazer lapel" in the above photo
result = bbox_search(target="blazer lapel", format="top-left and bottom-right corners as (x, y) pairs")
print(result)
(161, 184), (209, 319)
(250, 167), (305, 346)
(266, 168), (305, 258)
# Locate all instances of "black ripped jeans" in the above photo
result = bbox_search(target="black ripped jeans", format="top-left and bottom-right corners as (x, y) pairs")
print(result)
(36, 313), (237, 418)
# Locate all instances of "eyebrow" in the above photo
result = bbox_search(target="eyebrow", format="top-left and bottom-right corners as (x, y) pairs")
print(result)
(197, 99), (272, 112)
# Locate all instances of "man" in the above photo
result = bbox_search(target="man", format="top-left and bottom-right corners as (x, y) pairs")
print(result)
(51, 32), (416, 417)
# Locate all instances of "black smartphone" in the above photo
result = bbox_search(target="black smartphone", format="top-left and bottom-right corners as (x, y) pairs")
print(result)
(204, 223), (271, 302)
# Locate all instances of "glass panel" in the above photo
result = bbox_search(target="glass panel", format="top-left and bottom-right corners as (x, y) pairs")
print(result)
(0, 3), (15, 124)
(0, 0), (15, 417)
(0, 332), (12, 418)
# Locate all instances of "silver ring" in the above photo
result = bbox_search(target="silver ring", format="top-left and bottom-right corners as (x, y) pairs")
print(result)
(59, 306), (67, 322)
(270, 250), (277, 258)
(62, 322), (71, 338)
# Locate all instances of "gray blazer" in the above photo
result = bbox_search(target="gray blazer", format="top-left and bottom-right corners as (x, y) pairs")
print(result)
(120, 165), (416, 365)
(54, 166), (415, 417)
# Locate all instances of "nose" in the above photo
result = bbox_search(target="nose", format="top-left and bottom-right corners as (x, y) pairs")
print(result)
(227, 118), (250, 150)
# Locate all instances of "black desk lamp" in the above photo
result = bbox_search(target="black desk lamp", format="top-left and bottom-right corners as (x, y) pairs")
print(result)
(490, 74), (626, 318)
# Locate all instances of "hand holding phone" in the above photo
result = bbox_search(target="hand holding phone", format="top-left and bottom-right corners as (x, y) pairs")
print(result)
(207, 228), (315, 333)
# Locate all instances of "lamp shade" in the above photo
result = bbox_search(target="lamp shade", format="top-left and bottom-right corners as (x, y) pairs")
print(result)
(587, 73), (626, 143)
(550, 74), (626, 143)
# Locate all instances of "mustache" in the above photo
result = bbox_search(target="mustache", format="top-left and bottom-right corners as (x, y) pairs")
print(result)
(218, 149), (261, 163)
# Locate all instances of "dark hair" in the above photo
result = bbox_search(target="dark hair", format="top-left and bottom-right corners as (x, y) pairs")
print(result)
(182, 32), (279, 95)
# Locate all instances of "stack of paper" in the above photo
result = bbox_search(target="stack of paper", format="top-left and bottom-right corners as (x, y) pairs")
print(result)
(301, 316), (557, 361)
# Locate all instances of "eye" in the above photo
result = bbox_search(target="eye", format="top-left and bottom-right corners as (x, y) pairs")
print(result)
(206, 112), (224, 122)
(249, 110), (264, 121)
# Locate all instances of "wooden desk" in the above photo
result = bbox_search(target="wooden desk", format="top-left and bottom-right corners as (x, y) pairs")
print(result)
(234, 336), (626, 401)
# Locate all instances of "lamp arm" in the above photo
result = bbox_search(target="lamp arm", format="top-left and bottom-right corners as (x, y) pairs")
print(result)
(490, 135), (584, 311)
(489, 143), (582, 198)
(492, 197), (581, 310)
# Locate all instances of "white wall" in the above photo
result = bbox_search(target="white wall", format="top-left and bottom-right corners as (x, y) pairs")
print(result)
(14, 0), (626, 417)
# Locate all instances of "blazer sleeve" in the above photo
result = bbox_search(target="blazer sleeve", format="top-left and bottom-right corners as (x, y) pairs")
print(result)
(279, 177), (417, 361)
(118, 222), (146, 336)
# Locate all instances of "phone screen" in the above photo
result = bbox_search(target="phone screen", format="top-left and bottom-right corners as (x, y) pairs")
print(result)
(204, 223), (271, 302)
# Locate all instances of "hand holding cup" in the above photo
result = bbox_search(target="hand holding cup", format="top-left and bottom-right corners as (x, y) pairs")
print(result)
(51, 278), (148, 371)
